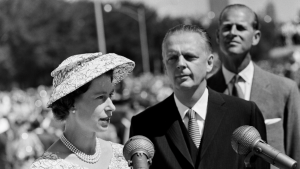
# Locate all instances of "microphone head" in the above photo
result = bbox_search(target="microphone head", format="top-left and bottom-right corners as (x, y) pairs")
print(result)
(123, 135), (155, 161)
(231, 125), (261, 155)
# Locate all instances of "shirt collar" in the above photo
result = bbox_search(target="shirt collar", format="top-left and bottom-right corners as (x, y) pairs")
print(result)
(174, 88), (208, 120)
(222, 61), (254, 84)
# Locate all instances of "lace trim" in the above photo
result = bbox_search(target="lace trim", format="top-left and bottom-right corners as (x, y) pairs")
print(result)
(109, 142), (130, 169)
(30, 142), (130, 169)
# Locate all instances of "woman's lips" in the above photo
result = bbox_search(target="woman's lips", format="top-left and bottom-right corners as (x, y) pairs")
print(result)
(99, 116), (111, 122)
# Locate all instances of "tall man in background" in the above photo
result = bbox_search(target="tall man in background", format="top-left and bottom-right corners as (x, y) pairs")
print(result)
(207, 4), (300, 168)
(130, 24), (269, 169)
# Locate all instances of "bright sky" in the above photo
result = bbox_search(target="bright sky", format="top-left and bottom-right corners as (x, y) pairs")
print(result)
(121, 0), (300, 23)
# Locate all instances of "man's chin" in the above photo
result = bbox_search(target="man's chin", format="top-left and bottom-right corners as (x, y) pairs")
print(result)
(175, 82), (193, 90)
(225, 47), (244, 55)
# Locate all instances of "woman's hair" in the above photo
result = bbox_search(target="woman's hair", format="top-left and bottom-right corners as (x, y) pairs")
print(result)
(49, 82), (91, 121)
(49, 70), (113, 121)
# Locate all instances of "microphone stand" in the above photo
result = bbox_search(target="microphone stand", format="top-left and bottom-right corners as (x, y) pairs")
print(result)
(244, 151), (255, 169)
(127, 151), (152, 169)
(236, 142), (255, 169)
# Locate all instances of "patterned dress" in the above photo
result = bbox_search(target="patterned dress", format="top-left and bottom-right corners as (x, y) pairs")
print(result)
(30, 142), (130, 169)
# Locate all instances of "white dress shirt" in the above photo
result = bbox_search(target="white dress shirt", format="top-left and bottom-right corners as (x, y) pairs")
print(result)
(174, 88), (208, 136)
(222, 61), (254, 101)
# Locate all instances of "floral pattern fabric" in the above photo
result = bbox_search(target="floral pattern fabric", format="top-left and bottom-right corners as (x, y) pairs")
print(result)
(30, 142), (130, 169)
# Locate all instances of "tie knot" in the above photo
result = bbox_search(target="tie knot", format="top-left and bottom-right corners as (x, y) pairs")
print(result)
(230, 74), (244, 98)
(188, 109), (195, 119)
(231, 74), (243, 84)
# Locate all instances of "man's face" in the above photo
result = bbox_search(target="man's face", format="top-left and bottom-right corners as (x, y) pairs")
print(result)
(162, 32), (213, 91)
(217, 8), (260, 57)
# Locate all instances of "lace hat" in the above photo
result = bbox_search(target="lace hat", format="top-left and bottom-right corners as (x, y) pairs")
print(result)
(47, 52), (135, 107)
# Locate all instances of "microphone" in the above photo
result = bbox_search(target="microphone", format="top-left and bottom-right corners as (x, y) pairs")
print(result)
(123, 135), (155, 169)
(231, 125), (297, 169)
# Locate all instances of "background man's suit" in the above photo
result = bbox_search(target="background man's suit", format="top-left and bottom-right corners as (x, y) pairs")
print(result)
(130, 89), (269, 169)
(207, 63), (300, 167)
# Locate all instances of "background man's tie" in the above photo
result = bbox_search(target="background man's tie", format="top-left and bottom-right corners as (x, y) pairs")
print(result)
(231, 75), (244, 99)
(188, 109), (201, 148)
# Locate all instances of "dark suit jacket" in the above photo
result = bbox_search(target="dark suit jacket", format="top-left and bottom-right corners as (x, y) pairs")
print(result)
(207, 64), (300, 169)
(130, 89), (269, 169)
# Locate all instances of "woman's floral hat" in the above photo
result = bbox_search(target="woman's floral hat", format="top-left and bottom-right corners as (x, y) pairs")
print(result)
(47, 52), (135, 107)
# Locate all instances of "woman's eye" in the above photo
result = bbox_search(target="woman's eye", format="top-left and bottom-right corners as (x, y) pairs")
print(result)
(109, 93), (114, 98)
(97, 95), (105, 100)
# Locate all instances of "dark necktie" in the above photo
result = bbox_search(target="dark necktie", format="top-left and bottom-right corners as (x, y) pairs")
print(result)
(231, 75), (244, 99)
(188, 109), (201, 148)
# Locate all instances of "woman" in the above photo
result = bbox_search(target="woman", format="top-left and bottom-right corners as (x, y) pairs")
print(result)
(31, 52), (135, 169)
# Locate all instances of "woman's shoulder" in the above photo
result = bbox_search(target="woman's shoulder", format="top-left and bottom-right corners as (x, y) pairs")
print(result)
(30, 152), (62, 169)
(110, 142), (124, 150)
(109, 142), (130, 169)
(30, 152), (85, 169)
(110, 142), (125, 159)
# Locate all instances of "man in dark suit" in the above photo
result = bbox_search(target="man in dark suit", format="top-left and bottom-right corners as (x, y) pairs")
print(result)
(129, 24), (269, 169)
(207, 4), (300, 169)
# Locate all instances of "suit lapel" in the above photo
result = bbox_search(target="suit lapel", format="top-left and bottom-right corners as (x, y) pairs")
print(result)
(167, 121), (194, 166)
(200, 89), (227, 158)
(163, 91), (227, 166)
(164, 95), (194, 166)
(250, 64), (271, 104)
(207, 68), (227, 93)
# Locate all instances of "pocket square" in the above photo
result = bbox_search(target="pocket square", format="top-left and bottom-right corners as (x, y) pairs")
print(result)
(265, 118), (281, 125)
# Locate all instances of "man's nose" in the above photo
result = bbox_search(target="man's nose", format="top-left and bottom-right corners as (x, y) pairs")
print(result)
(176, 55), (186, 70)
(230, 25), (238, 35)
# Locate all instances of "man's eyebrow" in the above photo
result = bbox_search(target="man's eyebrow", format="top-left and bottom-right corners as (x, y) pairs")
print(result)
(166, 51), (178, 56)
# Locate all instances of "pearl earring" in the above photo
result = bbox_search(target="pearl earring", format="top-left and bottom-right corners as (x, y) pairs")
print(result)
(72, 110), (76, 114)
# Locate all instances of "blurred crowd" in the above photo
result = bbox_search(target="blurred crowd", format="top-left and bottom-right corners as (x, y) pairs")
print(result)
(0, 73), (173, 169)
(1, 63), (300, 169)
(0, 64), (299, 169)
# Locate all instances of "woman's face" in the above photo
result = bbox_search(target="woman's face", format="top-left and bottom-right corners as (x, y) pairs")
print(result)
(73, 74), (116, 132)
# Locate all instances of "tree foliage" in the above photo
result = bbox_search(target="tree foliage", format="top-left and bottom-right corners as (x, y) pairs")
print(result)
(0, 0), (280, 90)
(0, 0), (185, 90)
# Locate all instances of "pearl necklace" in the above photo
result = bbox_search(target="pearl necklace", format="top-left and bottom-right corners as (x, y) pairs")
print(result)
(60, 134), (101, 164)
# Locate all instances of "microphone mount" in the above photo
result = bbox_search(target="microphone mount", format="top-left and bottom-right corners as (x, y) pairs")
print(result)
(232, 125), (297, 169)
(127, 150), (153, 167)
(123, 135), (155, 169)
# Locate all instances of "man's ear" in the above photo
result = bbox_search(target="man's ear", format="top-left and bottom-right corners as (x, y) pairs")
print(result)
(252, 30), (261, 46)
(216, 29), (220, 44)
(206, 54), (214, 72)
(163, 63), (167, 74)
(161, 57), (168, 75)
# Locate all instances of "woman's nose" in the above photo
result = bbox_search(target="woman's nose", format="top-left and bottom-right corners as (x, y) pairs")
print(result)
(105, 98), (116, 113)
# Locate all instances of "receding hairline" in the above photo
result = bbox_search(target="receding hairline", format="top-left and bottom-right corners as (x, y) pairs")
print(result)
(162, 31), (212, 58)
(219, 4), (259, 30)
(161, 25), (212, 56)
